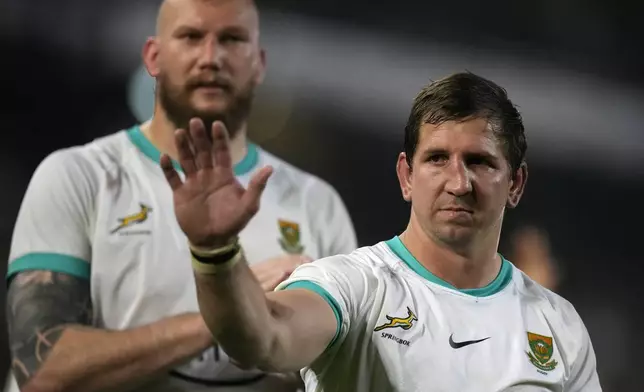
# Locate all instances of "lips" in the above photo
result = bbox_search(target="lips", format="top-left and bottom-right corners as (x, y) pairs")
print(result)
(440, 207), (473, 213)
(191, 79), (232, 92)
(195, 82), (229, 90)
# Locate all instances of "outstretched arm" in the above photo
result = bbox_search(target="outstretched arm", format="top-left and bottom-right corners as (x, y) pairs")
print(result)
(194, 267), (337, 372)
(161, 119), (338, 372)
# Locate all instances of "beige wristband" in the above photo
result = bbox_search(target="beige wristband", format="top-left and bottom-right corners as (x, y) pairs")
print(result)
(189, 237), (240, 258)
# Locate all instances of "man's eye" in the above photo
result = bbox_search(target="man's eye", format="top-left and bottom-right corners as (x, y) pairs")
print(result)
(427, 155), (448, 164)
(221, 34), (245, 43)
(468, 157), (495, 168)
(182, 31), (203, 41)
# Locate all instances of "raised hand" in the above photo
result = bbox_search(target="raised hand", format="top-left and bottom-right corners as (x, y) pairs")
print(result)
(160, 118), (273, 249)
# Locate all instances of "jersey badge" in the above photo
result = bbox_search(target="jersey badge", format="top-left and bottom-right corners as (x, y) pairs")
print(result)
(374, 307), (418, 332)
(111, 203), (153, 234)
(526, 332), (558, 372)
(278, 219), (304, 254)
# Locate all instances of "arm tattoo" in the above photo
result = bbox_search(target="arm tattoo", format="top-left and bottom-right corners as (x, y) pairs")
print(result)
(6, 270), (93, 386)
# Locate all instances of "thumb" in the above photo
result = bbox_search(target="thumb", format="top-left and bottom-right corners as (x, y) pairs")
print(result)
(261, 270), (286, 292)
(300, 255), (313, 263)
(242, 165), (273, 216)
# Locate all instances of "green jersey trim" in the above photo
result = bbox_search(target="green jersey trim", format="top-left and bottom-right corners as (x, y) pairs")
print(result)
(281, 280), (343, 349)
(126, 126), (259, 176)
(385, 236), (512, 297)
(7, 253), (90, 281)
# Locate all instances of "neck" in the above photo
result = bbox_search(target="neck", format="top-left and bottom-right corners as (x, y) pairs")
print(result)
(399, 214), (502, 290)
(142, 108), (249, 166)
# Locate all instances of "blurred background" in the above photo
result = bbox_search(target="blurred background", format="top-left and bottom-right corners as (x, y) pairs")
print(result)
(2, 0), (643, 390)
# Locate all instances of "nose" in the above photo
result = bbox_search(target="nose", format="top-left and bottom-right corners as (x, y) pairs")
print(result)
(198, 37), (224, 70)
(444, 160), (473, 196)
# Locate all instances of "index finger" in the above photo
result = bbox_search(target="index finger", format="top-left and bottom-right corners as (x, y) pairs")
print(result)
(211, 121), (232, 169)
(189, 118), (213, 170)
(175, 128), (197, 175)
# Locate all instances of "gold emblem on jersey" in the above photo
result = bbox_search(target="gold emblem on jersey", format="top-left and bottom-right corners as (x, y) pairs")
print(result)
(374, 307), (418, 332)
(111, 203), (153, 234)
(526, 332), (558, 372)
(278, 219), (304, 254)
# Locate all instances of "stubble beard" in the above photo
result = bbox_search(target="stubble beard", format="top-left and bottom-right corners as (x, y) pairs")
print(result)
(156, 74), (255, 140)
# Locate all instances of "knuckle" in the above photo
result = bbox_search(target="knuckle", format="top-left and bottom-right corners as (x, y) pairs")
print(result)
(246, 203), (260, 215)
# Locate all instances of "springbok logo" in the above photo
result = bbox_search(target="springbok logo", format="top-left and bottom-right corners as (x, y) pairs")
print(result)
(111, 203), (153, 234)
(374, 307), (418, 332)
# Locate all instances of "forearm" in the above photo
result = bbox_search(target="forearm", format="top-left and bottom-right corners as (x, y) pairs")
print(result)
(194, 257), (278, 370)
(165, 122), (336, 373)
(21, 313), (212, 392)
(7, 270), (212, 392)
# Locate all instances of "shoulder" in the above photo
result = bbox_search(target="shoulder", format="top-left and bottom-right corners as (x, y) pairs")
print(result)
(513, 266), (578, 317)
(29, 145), (98, 198)
(258, 147), (343, 205)
(512, 266), (588, 348)
(34, 130), (130, 184)
(277, 245), (388, 326)
(287, 243), (391, 285)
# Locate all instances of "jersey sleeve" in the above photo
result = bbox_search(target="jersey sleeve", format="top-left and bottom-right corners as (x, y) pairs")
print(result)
(564, 319), (602, 391)
(7, 149), (96, 282)
(304, 178), (357, 257)
(275, 254), (372, 351)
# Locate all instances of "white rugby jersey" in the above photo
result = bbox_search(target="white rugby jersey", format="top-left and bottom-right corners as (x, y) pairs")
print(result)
(6, 125), (357, 392)
(278, 237), (601, 392)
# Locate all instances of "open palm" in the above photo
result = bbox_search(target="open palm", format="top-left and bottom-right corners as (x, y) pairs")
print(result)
(160, 118), (273, 249)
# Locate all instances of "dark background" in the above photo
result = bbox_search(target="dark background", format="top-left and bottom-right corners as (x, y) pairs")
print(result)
(2, 0), (643, 390)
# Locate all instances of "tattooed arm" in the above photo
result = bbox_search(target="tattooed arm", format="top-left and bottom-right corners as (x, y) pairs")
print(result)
(6, 270), (213, 392)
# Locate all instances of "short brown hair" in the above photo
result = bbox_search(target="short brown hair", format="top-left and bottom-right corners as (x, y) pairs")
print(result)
(404, 72), (527, 174)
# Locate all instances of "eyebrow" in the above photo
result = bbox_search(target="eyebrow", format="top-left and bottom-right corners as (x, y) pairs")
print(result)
(421, 148), (499, 161)
(218, 25), (250, 36)
(172, 24), (203, 35)
(172, 24), (250, 36)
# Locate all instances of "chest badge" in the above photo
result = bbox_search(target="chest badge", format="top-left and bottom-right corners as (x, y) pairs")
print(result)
(278, 219), (304, 254)
(526, 332), (558, 372)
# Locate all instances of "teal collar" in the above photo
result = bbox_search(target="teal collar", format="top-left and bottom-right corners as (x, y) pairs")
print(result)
(126, 126), (259, 176)
(385, 236), (513, 297)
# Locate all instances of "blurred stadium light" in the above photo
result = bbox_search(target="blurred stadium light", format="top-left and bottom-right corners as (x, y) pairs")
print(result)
(120, 9), (643, 176)
(4, 0), (643, 175)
